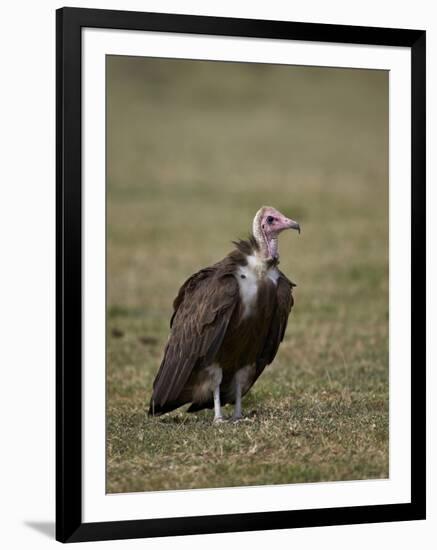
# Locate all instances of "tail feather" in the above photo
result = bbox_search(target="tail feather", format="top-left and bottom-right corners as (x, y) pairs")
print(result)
(186, 400), (214, 413)
(148, 397), (188, 417)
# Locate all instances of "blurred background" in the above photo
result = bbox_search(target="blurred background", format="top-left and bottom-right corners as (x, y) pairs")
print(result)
(106, 56), (388, 493)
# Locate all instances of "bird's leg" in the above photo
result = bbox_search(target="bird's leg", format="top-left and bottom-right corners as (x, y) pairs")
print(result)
(213, 385), (224, 423)
(232, 378), (243, 421)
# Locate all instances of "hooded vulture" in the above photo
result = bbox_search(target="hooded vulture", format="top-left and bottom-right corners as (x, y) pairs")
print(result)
(148, 206), (300, 422)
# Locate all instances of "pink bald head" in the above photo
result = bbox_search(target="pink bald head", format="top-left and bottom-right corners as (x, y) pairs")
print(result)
(253, 206), (300, 260)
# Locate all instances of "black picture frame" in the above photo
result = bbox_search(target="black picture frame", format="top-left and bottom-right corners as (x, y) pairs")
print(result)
(56, 6), (426, 543)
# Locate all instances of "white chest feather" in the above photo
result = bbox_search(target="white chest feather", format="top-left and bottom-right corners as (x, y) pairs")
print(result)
(236, 266), (258, 318)
(236, 255), (279, 318)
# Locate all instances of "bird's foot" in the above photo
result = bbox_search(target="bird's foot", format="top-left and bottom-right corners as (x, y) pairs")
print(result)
(213, 415), (225, 424)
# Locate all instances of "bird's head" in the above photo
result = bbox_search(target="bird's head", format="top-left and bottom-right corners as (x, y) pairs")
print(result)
(253, 206), (300, 261)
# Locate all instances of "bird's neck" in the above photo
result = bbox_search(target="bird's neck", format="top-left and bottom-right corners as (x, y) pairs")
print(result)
(252, 215), (279, 261)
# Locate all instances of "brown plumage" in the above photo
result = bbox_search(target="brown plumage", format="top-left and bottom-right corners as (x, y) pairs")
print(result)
(148, 206), (300, 421)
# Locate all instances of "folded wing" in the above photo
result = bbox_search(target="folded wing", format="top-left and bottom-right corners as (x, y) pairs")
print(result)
(149, 266), (239, 414)
(252, 272), (295, 384)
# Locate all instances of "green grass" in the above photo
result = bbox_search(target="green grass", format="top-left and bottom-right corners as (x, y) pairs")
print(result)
(106, 57), (389, 493)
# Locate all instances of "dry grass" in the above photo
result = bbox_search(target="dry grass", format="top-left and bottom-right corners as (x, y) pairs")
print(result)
(106, 57), (389, 493)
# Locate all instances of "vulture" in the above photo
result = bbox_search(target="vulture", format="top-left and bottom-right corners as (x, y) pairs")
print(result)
(148, 206), (300, 422)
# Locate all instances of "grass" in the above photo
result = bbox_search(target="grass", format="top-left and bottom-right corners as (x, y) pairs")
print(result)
(106, 57), (389, 493)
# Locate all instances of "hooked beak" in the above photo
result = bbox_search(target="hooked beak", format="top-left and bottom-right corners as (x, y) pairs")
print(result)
(283, 218), (301, 234)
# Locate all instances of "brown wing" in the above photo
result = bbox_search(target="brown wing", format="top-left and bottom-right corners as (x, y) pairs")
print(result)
(252, 272), (295, 383)
(149, 266), (239, 414)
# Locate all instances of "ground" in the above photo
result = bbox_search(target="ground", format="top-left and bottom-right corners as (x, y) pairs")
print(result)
(106, 57), (389, 493)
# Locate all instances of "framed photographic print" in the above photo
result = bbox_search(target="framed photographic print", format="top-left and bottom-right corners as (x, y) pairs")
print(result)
(56, 7), (426, 543)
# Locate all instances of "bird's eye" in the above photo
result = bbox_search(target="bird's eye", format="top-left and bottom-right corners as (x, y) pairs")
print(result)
(266, 216), (274, 224)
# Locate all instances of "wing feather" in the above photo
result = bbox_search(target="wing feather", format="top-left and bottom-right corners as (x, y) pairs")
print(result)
(253, 272), (294, 382)
(149, 267), (239, 411)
